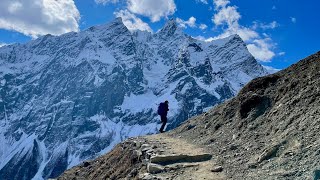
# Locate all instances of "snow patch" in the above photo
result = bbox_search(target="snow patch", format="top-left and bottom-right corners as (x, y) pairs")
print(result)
(121, 91), (157, 113)
(262, 65), (281, 74)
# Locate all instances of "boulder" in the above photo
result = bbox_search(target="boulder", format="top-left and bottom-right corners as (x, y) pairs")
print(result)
(147, 163), (165, 174)
(211, 166), (223, 172)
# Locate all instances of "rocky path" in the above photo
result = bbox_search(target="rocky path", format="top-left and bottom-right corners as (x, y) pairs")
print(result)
(57, 133), (227, 180)
(138, 134), (226, 180)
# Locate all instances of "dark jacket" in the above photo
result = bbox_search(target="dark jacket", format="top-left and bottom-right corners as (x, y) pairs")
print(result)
(163, 103), (169, 116)
(159, 102), (169, 116)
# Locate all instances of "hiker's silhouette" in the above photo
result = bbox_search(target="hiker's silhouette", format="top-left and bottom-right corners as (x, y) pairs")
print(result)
(158, 100), (169, 133)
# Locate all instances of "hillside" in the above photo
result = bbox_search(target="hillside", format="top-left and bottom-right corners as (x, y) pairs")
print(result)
(58, 51), (320, 180)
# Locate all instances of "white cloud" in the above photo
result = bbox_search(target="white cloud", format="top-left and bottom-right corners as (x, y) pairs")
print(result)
(290, 17), (296, 23)
(95, 0), (119, 5)
(196, 0), (208, 4)
(0, 43), (8, 47)
(176, 17), (197, 28)
(199, 24), (208, 30)
(8, 2), (23, 14)
(213, 6), (240, 26)
(253, 21), (279, 30)
(193, 35), (216, 42)
(213, 0), (230, 9)
(114, 10), (152, 32)
(264, 21), (279, 29)
(278, 52), (285, 56)
(193, 35), (206, 41)
(127, 0), (176, 22)
(0, 0), (80, 38)
(234, 27), (259, 41)
(210, 25), (258, 41)
(247, 38), (275, 62)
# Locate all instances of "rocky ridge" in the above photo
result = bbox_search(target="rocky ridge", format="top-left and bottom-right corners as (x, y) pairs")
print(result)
(58, 51), (320, 179)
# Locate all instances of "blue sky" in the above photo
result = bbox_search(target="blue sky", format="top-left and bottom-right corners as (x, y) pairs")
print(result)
(0, 0), (319, 69)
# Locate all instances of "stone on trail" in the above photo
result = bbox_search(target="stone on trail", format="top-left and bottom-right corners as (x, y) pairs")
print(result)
(147, 163), (165, 174)
(211, 166), (223, 172)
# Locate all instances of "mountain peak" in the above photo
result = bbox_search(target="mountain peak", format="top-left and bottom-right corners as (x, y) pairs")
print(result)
(163, 18), (177, 28)
(83, 17), (132, 39)
(113, 17), (123, 24)
(158, 18), (181, 37)
(109, 17), (126, 28)
(230, 34), (244, 42)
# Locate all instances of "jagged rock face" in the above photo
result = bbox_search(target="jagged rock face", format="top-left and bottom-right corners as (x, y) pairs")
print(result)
(0, 18), (267, 179)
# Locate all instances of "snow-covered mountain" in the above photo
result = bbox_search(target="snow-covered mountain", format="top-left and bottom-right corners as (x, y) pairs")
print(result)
(0, 18), (268, 179)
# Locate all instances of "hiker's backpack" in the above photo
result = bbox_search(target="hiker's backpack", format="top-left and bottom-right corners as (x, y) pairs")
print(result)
(157, 103), (164, 115)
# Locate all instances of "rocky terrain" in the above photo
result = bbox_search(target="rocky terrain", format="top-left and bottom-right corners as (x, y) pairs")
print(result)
(0, 17), (268, 179)
(58, 134), (225, 180)
(58, 51), (320, 180)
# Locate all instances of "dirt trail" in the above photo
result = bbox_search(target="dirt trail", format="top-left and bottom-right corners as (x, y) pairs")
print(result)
(57, 133), (227, 180)
(141, 134), (226, 180)
(146, 134), (207, 155)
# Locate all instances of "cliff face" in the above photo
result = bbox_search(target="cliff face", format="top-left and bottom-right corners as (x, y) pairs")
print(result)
(0, 18), (267, 179)
(58, 51), (320, 180)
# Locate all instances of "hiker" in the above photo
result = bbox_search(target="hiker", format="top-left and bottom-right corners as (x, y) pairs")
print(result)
(158, 100), (169, 133)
